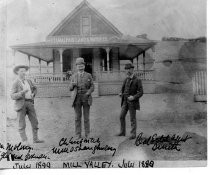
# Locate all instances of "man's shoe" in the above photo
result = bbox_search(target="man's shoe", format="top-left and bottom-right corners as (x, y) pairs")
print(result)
(116, 133), (125, 136)
(33, 139), (44, 143)
(129, 135), (136, 140)
(32, 130), (44, 143)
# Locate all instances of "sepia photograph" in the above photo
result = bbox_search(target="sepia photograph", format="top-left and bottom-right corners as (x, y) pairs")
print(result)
(0, 0), (207, 169)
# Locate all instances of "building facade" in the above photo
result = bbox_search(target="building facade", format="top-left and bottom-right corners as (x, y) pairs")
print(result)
(11, 0), (156, 97)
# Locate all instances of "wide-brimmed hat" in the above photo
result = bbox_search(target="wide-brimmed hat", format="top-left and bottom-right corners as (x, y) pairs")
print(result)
(124, 63), (134, 69)
(76, 57), (85, 65)
(13, 65), (29, 74)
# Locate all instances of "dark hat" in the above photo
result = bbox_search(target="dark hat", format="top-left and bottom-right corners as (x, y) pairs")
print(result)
(76, 57), (85, 65)
(124, 63), (134, 69)
(13, 65), (29, 74)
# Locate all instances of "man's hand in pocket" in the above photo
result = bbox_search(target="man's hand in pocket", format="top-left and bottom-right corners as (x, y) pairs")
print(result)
(128, 96), (134, 101)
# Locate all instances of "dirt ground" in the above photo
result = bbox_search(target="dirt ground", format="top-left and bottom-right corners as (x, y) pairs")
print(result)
(6, 93), (207, 161)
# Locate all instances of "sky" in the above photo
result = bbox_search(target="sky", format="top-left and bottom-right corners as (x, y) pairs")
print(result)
(5, 0), (207, 48)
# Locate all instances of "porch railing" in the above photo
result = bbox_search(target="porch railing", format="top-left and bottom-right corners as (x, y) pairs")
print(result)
(27, 70), (154, 84)
(27, 73), (71, 84)
(134, 70), (154, 80)
(94, 70), (154, 82)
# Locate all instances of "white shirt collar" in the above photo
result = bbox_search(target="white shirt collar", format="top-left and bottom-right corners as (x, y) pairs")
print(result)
(128, 73), (134, 79)
(18, 78), (26, 82)
(78, 71), (84, 75)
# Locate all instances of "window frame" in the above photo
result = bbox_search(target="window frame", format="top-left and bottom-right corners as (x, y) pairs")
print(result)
(80, 15), (91, 36)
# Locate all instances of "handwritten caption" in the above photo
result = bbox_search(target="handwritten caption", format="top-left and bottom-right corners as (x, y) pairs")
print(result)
(0, 132), (192, 169)
(10, 159), (154, 169)
(62, 159), (154, 168)
(52, 137), (117, 156)
(135, 132), (192, 151)
(0, 142), (50, 161)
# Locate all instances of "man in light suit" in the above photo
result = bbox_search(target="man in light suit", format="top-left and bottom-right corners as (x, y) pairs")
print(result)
(70, 57), (94, 139)
(11, 65), (44, 145)
(117, 63), (143, 140)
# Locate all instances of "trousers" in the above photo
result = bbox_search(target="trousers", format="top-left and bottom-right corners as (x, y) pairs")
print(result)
(17, 100), (39, 141)
(73, 94), (90, 136)
(119, 99), (137, 136)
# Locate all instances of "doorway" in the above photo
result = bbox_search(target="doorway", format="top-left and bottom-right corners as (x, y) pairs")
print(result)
(62, 49), (72, 72)
(80, 48), (93, 74)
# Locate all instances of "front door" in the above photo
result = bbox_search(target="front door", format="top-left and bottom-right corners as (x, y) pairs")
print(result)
(63, 49), (72, 72)
(80, 48), (93, 75)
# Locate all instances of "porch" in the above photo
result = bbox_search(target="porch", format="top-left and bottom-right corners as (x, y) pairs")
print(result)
(27, 70), (154, 84)
(27, 70), (155, 97)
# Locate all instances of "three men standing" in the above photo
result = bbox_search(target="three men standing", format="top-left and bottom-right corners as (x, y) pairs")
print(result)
(10, 61), (141, 142)
(117, 63), (143, 140)
(11, 65), (44, 145)
(70, 57), (94, 139)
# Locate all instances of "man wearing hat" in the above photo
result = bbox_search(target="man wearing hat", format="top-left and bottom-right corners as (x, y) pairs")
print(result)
(11, 65), (44, 145)
(70, 57), (94, 139)
(117, 62), (143, 140)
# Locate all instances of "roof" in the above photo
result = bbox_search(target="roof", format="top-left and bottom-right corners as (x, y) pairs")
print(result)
(11, 36), (156, 49)
(48, 0), (122, 37)
(10, 0), (156, 62)
(10, 36), (156, 62)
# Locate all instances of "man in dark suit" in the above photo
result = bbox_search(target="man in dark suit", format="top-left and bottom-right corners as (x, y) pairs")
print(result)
(10, 65), (44, 145)
(117, 63), (143, 140)
(70, 57), (94, 139)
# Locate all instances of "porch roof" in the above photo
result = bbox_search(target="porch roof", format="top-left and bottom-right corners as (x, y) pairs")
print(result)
(10, 35), (156, 62)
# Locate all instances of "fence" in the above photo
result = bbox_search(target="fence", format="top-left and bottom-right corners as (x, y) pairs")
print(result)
(192, 71), (207, 101)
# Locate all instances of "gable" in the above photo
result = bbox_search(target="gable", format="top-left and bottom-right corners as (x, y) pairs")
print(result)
(48, 1), (122, 38)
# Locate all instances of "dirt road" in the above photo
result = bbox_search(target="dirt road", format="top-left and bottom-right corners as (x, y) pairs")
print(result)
(6, 94), (207, 161)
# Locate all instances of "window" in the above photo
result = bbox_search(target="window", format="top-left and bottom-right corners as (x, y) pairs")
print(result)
(81, 16), (91, 35)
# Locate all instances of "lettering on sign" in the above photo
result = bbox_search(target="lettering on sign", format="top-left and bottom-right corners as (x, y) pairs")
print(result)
(47, 36), (109, 43)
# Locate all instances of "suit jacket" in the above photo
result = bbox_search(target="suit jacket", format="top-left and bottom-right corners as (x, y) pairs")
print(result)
(69, 71), (94, 107)
(10, 79), (37, 111)
(120, 75), (143, 110)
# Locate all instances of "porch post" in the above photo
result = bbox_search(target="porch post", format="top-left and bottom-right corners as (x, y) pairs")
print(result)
(27, 55), (31, 74)
(143, 51), (146, 79)
(131, 59), (133, 63)
(106, 47), (110, 72)
(52, 49), (55, 74)
(59, 48), (64, 73)
(39, 59), (41, 74)
(137, 56), (139, 70)
(12, 49), (16, 67)
(102, 58), (105, 71)
(47, 62), (49, 73)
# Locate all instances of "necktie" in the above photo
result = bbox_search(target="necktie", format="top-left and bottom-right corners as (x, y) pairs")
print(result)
(80, 73), (83, 78)
(127, 77), (131, 83)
